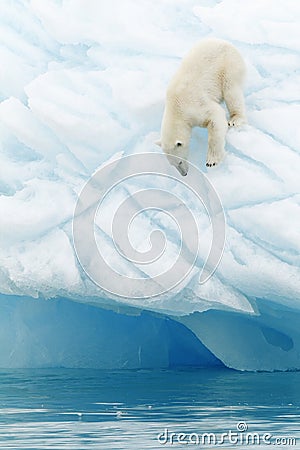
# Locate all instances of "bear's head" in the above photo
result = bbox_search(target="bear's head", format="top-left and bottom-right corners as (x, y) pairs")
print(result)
(155, 139), (189, 177)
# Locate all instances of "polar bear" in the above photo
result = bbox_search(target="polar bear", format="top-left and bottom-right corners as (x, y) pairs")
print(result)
(156, 38), (246, 176)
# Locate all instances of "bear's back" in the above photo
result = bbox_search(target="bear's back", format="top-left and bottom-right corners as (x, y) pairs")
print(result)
(168, 38), (245, 103)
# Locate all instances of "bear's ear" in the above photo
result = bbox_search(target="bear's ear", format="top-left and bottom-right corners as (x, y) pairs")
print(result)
(176, 141), (182, 147)
(155, 139), (161, 147)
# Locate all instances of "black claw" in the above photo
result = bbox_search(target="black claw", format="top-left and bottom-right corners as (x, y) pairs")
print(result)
(206, 163), (209, 167)
(213, 163), (216, 166)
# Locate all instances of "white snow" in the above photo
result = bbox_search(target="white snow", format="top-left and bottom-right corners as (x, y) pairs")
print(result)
(0, 0), (299, 370)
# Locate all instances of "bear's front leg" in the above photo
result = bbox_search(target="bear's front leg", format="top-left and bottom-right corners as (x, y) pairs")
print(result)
(206, 104), (227, 167)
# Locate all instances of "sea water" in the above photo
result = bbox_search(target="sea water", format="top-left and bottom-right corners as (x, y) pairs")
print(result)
(0, 368), (299, 449)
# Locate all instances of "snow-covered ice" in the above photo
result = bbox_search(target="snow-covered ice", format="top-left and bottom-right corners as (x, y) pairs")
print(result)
(0, 0), (299, 371)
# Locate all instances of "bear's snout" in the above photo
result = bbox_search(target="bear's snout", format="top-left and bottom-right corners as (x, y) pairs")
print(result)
(177, 161), (188, 177)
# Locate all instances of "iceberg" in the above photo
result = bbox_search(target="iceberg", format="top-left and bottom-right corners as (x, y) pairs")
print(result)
(0, 0), (299, 371)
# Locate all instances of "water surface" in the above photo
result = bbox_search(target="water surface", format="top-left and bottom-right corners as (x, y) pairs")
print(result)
(0, 368), (299, 448)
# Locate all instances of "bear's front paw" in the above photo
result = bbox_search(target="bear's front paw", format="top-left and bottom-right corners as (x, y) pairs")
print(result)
(228, 115), (246, 128)
(206, 150), (225, 167)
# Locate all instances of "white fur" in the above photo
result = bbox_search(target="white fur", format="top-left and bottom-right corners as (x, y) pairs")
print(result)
(158, 38), (246, 175)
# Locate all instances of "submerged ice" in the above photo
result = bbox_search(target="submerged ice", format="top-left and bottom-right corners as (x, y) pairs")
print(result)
(0, 0), (299, 371)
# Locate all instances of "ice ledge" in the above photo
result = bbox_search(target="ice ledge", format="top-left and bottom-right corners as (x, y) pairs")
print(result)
(0, 294), (222, 370)
(0, 293), (299, 372)
(176, 297), (300, 371)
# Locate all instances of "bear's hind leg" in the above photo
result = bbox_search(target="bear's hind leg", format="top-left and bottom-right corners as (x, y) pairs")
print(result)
(206, 103), (227, 167)
(224, 84), (246, 127)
